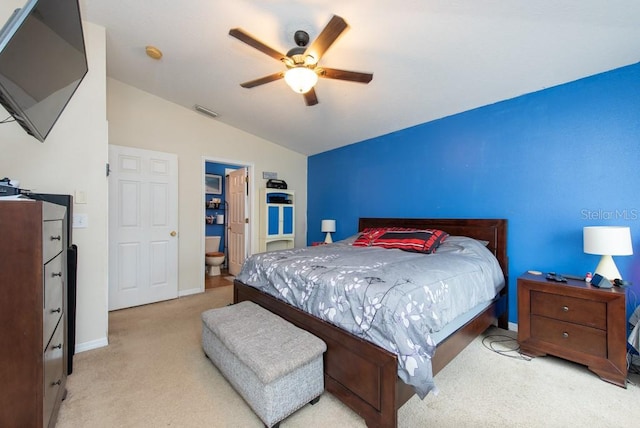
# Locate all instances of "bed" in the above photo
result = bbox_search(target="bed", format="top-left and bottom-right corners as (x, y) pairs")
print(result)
(234, 218), (508, 427)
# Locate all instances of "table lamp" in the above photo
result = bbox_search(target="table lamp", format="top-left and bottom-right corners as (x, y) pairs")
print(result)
(321, 219), (336, 244)
(583, 226), (633, 280)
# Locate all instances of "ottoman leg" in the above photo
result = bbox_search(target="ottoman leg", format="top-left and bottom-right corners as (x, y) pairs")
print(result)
(309, 396), (320, 405)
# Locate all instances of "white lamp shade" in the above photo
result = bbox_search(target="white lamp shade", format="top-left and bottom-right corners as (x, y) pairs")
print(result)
(321, 219), (336, 233)
(284, 67), (318, 94)
(583, 226), (633, 256)
(584, 226), (633, 280)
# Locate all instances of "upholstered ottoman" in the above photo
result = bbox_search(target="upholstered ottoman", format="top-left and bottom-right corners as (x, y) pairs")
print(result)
(201, 301), (326, 428)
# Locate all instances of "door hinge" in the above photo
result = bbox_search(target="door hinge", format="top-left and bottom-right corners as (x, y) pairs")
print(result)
(245, 218), (249, 224)
(106, 163), (111, 177)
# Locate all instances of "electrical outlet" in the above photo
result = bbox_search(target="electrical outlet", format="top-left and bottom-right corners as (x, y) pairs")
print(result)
(73, 213), (88, 228)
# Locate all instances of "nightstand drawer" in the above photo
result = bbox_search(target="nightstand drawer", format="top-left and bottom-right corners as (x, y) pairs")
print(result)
(531, 291), (606, 330)
(531, 315), (607, 357)
(518, 273), (627, 387)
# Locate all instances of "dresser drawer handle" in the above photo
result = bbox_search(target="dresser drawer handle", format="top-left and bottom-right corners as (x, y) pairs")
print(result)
(51, 307), (61, 314)
(562, 332), (569, 338)
(50, 235), (62, 241)
(52, 379), (62, 386)
(52, 272), (62, 278)
(562, 306), (569, 312)
(51, 343), (62, 350)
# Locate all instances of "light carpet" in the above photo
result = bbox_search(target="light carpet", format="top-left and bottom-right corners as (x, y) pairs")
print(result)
(57, 286), (640, 427)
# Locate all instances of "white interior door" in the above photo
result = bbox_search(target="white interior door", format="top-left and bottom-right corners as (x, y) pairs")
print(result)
(227, 167), (247, 276)
(108, 145), (179, 310)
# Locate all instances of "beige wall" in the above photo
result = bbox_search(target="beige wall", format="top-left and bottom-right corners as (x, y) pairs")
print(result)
(0, 5), (110, 352)
(1, 1), (307, 353)
(106, 79), (308, 296)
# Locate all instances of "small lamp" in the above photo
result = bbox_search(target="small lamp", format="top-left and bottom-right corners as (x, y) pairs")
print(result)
(583, 226), (633, 280)
(321, 219), (336, 244)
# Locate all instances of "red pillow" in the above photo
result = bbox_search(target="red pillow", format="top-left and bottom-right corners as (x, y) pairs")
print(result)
(352, 227), (448, 254)
(352, 227), (388, 247)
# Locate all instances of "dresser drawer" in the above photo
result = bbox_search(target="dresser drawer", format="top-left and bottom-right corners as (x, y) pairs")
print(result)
(43, 219), (64, 262)
(531, 315), (607, 358)
(44, 318), (65, 426)
(43, 253), (64, 349)
(531, 290), (606, 330)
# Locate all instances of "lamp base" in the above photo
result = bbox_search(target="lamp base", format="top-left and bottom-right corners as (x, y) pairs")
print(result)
(594, 255), (622, 280)
(324, 233), (333, 244)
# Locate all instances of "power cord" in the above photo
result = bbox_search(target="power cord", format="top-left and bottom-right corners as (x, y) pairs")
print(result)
(625, 352), (640, 387)
(482, 334), (532, 361)
(1, 115), (15, 124)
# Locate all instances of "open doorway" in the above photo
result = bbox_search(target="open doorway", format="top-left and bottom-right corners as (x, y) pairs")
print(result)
(203, 157), (253, 289)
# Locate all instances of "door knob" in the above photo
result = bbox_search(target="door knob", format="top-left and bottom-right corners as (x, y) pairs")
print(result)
(170, 231), (177, 237)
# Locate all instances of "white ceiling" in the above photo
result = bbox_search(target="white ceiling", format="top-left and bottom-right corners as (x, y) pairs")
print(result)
(80, 0), (640, 156)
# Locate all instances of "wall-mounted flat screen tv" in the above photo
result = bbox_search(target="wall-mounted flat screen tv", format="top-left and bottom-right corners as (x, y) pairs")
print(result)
(0, 0), (88, 142)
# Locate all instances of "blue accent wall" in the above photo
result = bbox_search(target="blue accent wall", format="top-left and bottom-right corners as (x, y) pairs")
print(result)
(308, 62), (640, 324)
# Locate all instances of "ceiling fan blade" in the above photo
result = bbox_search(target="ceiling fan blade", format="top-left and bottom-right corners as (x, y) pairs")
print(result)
(229, 28), (286, 61)
(318, 67), (373, 84)
(305, 15), (348, 62)
(303, 88), (318, 106)
(240, 72), (285, 88)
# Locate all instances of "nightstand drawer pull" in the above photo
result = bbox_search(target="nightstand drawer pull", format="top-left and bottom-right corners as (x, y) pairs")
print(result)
(562, 306), (569, 312)
(562, 332), (569, 338)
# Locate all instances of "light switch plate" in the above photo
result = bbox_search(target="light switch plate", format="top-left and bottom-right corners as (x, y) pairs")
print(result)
(74, 190), (87, 204)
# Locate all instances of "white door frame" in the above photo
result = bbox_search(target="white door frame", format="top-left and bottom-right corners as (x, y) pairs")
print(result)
(202, 156), (255, 274)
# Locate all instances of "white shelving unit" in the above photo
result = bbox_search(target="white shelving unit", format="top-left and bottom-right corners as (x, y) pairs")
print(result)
(259, 188), (295, 252)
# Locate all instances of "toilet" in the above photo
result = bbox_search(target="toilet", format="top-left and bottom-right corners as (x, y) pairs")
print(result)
(205, 236), (225, 276)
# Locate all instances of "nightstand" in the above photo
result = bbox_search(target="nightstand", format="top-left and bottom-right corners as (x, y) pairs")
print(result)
(517, 273), (627, 387)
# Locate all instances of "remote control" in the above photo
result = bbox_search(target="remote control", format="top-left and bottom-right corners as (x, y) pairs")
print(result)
(560, 274), (585, 281)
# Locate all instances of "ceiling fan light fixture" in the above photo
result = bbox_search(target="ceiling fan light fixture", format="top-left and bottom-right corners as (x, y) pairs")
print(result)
(284, 67), (318, 94)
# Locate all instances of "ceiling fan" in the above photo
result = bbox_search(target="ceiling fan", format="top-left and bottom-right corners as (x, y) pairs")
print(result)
(229, 15), (373, 106)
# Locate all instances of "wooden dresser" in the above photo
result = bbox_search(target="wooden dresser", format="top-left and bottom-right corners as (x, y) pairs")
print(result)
(0, 200), (68, 427)
(517, 273), (627, 387)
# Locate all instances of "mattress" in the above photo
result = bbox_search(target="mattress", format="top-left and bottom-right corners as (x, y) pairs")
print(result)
(236, 235), (505, 398)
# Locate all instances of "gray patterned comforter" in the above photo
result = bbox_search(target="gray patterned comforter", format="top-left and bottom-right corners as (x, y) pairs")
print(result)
(236, 236), (505, 398)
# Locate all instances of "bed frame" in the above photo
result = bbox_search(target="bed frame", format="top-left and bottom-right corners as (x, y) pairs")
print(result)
(234, 218), (508, 427)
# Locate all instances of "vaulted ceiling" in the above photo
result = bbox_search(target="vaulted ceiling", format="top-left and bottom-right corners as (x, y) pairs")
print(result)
(81, 0), (640, 156)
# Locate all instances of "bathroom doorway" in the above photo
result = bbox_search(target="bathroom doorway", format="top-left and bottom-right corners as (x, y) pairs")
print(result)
(203, 157), (253, 289)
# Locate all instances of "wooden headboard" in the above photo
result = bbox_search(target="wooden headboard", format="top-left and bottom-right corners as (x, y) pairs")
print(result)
(358, 218), (509, 277)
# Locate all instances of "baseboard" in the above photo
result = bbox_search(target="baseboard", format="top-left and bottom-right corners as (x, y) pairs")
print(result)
(180, 287), (203, 297)
(75, 337), (108, 353)
(508, 321), (518, 332)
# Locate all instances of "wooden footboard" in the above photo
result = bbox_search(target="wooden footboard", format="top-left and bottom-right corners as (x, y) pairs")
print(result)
(234, 280), (401, 427)
(234, 218), (508, 427)
(234, 281), (507, 427)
